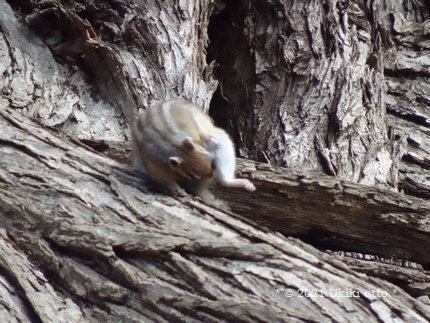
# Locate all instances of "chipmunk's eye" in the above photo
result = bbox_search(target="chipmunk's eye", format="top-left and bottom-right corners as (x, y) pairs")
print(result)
(169, 157), (183, 168)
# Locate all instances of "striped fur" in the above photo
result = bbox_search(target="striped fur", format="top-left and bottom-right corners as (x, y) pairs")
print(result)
(131, 100), (255, 203)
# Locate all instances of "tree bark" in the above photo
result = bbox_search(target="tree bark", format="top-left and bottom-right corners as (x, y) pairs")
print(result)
(209, 1), (391, 185)
(83, 138), (430, 267)
(208, 0), (430, 196)
(1, 0), (430, 321)
(2, 0), (428, 194)
(1, 106), (430, 322)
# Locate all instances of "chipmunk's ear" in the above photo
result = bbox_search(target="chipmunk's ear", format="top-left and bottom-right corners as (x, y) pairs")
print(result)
(168, 156), (183, 169)
(182, 136), (195, 150)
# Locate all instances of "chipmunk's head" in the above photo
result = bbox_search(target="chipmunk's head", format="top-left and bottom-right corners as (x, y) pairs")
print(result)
(168, 137), (212, 180)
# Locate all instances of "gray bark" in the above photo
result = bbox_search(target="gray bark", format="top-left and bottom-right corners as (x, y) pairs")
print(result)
(210, 1), (390, 185)
(0, 0), (429, 321)
(94, 140), (430, 266)
(209, 0), (429, 195)
(1, 106), (429, 322)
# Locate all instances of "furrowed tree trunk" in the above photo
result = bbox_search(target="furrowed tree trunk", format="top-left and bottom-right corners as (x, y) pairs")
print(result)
(2, 105), (430, 322)
(0, 0), (429, 322)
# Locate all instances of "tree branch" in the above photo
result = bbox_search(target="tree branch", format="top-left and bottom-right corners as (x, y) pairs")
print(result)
(1, 107), (429, 321)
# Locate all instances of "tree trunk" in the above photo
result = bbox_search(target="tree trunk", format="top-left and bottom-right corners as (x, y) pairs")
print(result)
(1, 105), (429, 322)
(208, 0), (429, 195)
(1, 0), (429, 321)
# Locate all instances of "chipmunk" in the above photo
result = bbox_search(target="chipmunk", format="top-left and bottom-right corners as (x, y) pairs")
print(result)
(131, 100), (255, 202)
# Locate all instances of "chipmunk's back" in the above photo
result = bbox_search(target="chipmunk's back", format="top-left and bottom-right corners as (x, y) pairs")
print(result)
(132, 99), (255, 202)
(131, 100), (213, 194)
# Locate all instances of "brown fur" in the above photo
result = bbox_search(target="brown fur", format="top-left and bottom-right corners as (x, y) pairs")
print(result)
(131, 101), (213, 196)
(132, 100), (255, 209)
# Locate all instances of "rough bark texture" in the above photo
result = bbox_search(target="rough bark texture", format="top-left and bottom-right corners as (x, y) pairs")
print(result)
(209, 1), (391, 185)
(226, 159), (430, 266)
(2, 0), (428, 193)
(382, 3), (430, 199)
(89, 139), (430, 267)
(1, 106), (430, 322)
(1, 0), (430, 321)
(208, 0), (430, 195)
